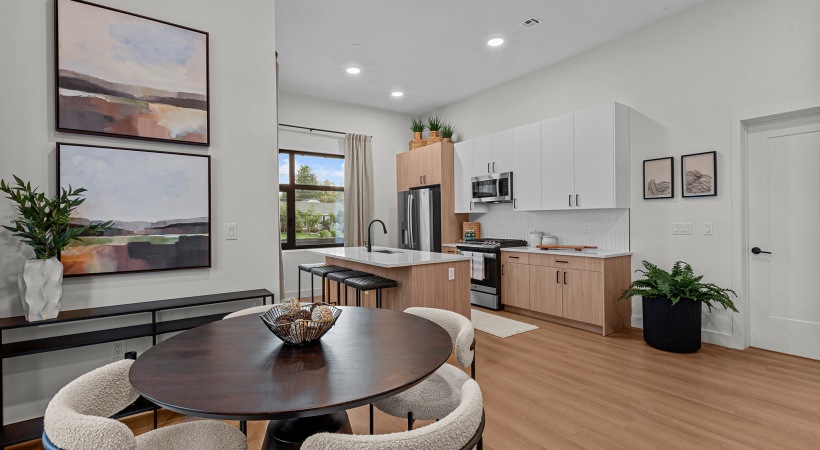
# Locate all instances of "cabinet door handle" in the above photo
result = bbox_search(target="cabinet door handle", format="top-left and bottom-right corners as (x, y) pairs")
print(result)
(563, 271), (568, 284)
(576, 194), (580, 207)
(569, 195), (573, 207)
(487, 162), (491, 173)
(493, 162), (496, 172)
(501, 264), (505, 276)
(509, 256), (519, 259)
(556, 270), (560, 283)
(513, 198), (517, 209)
(419, 175), (423, 184)
(469, 201), (473, 211)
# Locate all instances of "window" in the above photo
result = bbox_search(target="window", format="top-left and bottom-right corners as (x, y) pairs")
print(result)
(279, 150), (344, 249)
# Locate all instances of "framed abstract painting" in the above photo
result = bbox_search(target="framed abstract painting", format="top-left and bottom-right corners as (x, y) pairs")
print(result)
(57, 143), (211, 276)
(643, 157), (674, 199)
(682, 151), (717, 197)
(55, 0), (209, 145)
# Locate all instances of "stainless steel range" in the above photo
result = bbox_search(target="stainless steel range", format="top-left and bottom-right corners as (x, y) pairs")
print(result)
(456, 238), (527, 310)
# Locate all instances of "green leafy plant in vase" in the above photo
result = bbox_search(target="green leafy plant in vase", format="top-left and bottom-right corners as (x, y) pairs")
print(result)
(1, 175), (112, 321)
(426, 115), (444, 144)
(619, 260), (737, 353)
(440, 122), (456, 142)
(409, 117), (427, 150)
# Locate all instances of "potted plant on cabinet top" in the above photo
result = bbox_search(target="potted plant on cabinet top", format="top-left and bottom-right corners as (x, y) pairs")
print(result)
(409, 117), (427, 150)
(618, 260), (738, 353)
(1, 176), (112, 321)
(426, 115), (444, 145)
(440, 122), (456, 143)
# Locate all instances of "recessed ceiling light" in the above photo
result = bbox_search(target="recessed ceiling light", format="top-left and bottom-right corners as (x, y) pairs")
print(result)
(346, 67), (361, 74)
(487, 38), (504, 47)
(391, 91), (404, 97)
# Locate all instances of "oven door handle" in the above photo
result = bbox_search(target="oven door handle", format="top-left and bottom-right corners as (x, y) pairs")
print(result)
(457, 250), (497, 259)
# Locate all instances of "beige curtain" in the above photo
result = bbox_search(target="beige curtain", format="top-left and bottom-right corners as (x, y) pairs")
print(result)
(276, 52), (284, 300)
(343, 134), (374, 247)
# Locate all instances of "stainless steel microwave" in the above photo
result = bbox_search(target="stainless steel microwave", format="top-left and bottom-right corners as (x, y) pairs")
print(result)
(471, 172), (513, 203)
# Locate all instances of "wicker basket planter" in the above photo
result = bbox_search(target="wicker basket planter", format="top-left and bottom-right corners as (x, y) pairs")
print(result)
(427, 130), (443, 145)
(409, 131), (427, 150)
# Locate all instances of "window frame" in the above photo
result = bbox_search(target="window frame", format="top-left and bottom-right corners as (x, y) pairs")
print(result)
(279, 149), (345, 250)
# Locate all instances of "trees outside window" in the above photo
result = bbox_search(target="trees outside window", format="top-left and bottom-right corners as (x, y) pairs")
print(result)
(279, 150), (344, 249)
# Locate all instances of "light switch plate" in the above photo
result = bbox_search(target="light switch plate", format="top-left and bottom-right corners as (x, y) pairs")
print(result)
(673, 222), (692, 235)
(226, 223), (237, 240)
(703, 222), (713, 235)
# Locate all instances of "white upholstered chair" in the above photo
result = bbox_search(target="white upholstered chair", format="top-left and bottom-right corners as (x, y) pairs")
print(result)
(42, 359), (247, 450)
(303, 379), (485, 450)
(372, 307), (476, 432)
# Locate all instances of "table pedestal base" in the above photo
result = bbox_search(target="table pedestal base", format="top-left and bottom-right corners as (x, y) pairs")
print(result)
(262, 411), (353, 449)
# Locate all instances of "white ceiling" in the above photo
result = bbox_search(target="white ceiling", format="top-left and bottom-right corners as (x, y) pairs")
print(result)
(275, 0), (705, 115)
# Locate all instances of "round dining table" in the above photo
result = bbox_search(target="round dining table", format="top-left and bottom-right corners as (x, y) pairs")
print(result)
(129, 306), (453, 449)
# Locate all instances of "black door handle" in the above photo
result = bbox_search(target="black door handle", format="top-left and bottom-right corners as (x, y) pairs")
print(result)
(751, 247), (772, 255)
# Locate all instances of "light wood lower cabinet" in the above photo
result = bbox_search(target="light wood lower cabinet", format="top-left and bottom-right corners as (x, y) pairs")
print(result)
(502, 251), (631, 335)
(501, 262), (530, 310)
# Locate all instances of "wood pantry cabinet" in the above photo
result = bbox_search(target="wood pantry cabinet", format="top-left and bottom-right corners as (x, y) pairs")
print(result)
(396, 141), (467, 247)
(500, 251), (632, 336)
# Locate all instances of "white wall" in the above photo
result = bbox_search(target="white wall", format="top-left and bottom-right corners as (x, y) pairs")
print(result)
(0, 0), (278, 423)
(277, 91), (411, 299)
(430, 0), (820, 348)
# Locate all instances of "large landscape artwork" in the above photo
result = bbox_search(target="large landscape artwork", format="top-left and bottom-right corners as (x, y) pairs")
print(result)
(56, 0), (209, 145)
(58, 144), (211, 276)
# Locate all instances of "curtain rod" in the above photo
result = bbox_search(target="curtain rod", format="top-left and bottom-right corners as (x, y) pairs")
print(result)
(278, 123), (371, 138)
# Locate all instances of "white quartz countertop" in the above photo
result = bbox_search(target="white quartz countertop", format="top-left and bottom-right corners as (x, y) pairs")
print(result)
(310, 247), (470, 268)
(502, 246), (632, 259)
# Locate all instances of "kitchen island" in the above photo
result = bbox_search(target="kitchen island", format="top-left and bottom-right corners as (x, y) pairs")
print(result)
(310, 247), (472, 318)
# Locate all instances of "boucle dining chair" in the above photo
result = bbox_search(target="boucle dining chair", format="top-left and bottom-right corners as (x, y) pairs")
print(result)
(303, 379), (484, 450)
(42, 359), (247, 450)
(371, 307), (476, 432)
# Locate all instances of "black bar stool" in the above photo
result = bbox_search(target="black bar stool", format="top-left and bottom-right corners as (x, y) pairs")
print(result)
(297, 263), (326, 301)
(309, 265), (350, 304)
(343, 276), (399, 308)
(326, 270), (373, 306)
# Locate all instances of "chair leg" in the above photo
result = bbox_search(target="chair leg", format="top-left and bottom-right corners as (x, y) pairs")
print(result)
(310, 274), (315, 302)
(240, 420), (247, 435)
(369, 404), (374, 434)
(297, 270), (301, 301)
(407, 411), (414, 431)
(337, 281), (342, 306)
(376, 289), (382, 308)
(356, 289), (361, 307)
(478, 437), (484, 450)
(321, 275), (327, 303)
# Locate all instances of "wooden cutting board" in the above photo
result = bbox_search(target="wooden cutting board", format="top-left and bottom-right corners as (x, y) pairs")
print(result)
(536, 245), (598, 252)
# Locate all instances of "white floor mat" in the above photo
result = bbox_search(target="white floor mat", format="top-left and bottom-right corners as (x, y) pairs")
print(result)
(471, 309), (539, 338)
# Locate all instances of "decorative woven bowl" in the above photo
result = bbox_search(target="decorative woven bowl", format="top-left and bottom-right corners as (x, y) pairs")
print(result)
(260, 302), (342, 346)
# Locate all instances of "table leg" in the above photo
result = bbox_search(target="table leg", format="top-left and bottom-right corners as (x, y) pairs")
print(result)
(261, 411), (352, 449)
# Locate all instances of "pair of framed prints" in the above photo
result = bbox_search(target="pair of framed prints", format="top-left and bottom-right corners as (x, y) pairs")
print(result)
(643, 151), (717, 200)
(54, 0), (211, 277)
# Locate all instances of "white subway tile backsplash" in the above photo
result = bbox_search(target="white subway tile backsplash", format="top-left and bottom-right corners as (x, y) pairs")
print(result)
(468, 207), (630, 251)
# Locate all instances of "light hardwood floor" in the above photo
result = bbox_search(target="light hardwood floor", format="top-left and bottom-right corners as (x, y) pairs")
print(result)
(14, 309), (820, 449)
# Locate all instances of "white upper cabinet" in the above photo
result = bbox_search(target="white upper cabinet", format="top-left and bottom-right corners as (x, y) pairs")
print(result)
(491, 129), (514, 174)
(511, 122), (541, 211)
(454, 140), (487, 213)
(472, 135), (493, 176)
(573, 103), (630, 209)
(540, 113), (575, 210)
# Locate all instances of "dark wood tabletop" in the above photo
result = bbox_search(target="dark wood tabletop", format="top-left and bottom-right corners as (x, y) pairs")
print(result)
(129, 307), (453, 421)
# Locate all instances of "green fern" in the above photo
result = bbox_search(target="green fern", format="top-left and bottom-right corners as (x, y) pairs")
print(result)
(440, 122), (455, 139)
(0, 175), (113, 260)
(410, 117), (426, 133)
(618, 260), (738, 313)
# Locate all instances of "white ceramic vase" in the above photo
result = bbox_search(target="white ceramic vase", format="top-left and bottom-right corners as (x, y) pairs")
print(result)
(18, 257), (63, 321)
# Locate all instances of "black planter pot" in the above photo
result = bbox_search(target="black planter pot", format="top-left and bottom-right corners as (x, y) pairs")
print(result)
(642, 297), (702, 353)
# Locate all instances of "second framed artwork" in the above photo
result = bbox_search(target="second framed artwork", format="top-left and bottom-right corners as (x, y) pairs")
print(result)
(57, 143), (211, 277)
(682, 151), (717, 197)
(55, 0), (209, 146)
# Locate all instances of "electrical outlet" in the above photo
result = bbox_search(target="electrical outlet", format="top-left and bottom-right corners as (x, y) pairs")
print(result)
(112, 341), (125, 360)
(583, 223), (590, 233)
(226, 223), (237, 240)
(448, 267), (455, 280)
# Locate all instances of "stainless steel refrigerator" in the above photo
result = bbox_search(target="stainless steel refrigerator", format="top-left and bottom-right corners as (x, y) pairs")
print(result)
(398, 187), (442, 252)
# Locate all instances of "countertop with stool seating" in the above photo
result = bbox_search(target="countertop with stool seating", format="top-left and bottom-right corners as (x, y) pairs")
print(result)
(309, 247), (472, 318)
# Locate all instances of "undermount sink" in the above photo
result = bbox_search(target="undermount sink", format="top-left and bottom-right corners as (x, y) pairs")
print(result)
(371, 249), (404, 254)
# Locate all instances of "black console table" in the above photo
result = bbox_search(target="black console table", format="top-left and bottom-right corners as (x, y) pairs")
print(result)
(0, 288), (274, 448)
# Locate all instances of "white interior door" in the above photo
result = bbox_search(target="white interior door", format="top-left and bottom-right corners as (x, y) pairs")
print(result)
(748, 111), (820, 360)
